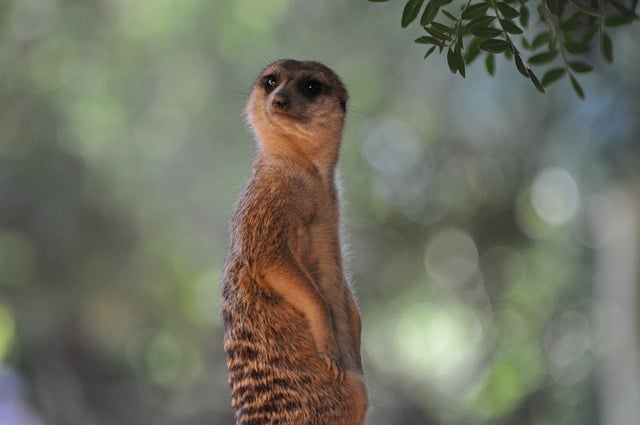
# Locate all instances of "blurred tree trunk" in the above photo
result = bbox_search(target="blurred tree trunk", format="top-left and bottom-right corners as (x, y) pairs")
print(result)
(593, 185), (640, 425)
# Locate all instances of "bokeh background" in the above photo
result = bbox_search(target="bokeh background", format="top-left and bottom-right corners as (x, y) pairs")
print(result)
(1, 0), (639, 424)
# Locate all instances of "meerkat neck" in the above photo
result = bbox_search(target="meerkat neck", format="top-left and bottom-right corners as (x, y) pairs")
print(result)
(256, 133), (340, 184)
(259, 150), (338, 186)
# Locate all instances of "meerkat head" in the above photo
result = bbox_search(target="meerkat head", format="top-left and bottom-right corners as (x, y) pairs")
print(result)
(246, 59), (349, 164)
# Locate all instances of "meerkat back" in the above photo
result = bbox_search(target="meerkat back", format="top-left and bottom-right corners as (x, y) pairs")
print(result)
(221, 59), (367, 425)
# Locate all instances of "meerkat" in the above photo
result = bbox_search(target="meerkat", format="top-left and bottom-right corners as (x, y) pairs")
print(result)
(221, 59), (368, 425)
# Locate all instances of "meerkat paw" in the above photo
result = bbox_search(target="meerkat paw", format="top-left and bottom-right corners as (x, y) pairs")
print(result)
(318, 351), (345, 382)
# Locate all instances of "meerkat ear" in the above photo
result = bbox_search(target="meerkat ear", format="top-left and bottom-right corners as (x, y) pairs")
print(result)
(339, 100), (346, 111)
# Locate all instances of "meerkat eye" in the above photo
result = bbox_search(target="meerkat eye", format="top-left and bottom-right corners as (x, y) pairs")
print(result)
(301, 79), (324, 98)
(262, 75), (278, 92)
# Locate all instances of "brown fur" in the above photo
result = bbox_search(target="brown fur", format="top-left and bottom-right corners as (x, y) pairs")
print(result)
(221, 59), (367, 425)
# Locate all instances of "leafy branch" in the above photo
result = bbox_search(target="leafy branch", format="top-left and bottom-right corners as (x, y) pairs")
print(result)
(369, 0), (638, 98)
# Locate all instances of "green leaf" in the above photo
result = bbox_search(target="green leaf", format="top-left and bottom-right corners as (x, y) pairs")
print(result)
(402, 0), (425, 28)
(500, 19), (524, 34)
(531, 32), (551, 49)
(479, 38), (509, 53)
(464, 38), (482, 63)
(424, 45), (437, 59)
(441, 9), (457, 21)
(541, 68), (565, 86)
(485, 54), (495, 76)
(415, 35), (445, 46)
(431, 21), (453, 33)
(565, 41), (590, 54)
(431, 0), (453, 7)
(461, 3), (491, 20)
(455, 45), (466, 78)
(528, 50), (558, 64)
(468, 16), (496, 29)
(497, 2), (520, 19)
(447, 48), (458, 74)
(560, 12), (584, 30)
(519, 5), (530, 27)
(581, 26), (599, 44)
(528, 68), (545, 93)
(569, 61), (593, 73)
(570, 75), (585, 99)
(605, 15), (635, 27)
(601, 31), (613, 62)
(471, 27), (502, 37)
(514, 52), (529, 77)
(546, 0), (561, 14)
(455, 32), (464, 51)
(425, 25), (451, 40)
(421, 1), (440, 25)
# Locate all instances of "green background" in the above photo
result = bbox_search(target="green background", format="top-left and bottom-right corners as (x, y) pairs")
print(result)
(1, 1), (639, 424)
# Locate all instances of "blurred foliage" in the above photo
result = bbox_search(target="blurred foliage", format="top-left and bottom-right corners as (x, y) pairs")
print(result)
(369, 0), (639, 97)
(0, 0), (639, 425)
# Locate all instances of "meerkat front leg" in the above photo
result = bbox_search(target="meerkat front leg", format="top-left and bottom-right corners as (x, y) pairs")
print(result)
(261, 262), (345, 381)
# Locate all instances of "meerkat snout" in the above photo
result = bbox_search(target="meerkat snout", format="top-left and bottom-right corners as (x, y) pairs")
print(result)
(270, 90), (290, 111)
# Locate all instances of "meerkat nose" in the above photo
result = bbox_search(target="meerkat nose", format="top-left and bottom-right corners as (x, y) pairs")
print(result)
(271, 92), (290, 110)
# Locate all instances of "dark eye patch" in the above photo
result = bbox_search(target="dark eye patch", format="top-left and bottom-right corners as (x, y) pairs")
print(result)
(261, 74), (278, 93)
(299, 79), (324, 98)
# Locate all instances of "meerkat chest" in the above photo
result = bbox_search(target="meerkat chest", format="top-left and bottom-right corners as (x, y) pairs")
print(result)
(302, 197), (342, 283)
